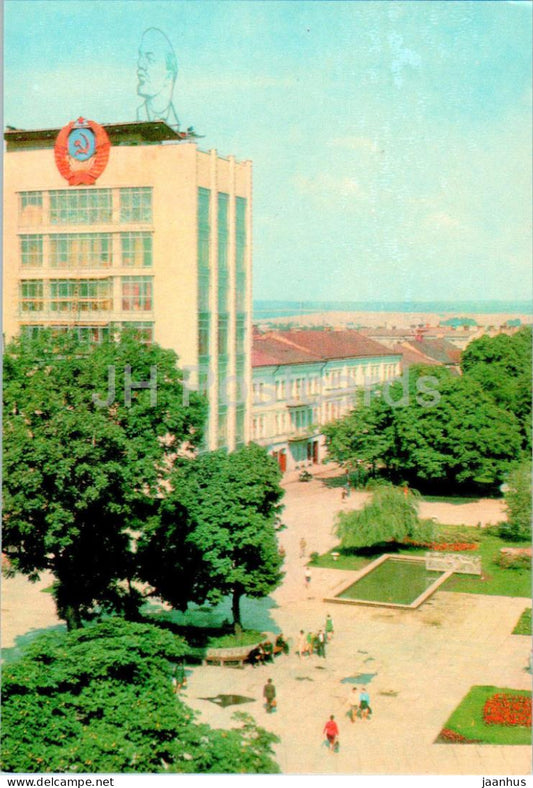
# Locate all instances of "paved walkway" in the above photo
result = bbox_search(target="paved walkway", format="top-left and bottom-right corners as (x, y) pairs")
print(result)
(2, 468), (531, 775)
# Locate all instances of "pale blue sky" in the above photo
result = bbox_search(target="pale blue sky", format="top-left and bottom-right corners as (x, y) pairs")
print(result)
(4, 1), (532, 303)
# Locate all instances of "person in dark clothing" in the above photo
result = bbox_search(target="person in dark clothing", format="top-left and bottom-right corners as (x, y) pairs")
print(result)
(263, 678), (276, 712)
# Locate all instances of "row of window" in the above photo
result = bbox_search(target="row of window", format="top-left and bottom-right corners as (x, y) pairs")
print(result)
(19, 277), (153, 313)
(252, 363), (400, 404)
(19, 188), (152, 226)
(21, 322), (154, 343)
(20, 233), (153, 268)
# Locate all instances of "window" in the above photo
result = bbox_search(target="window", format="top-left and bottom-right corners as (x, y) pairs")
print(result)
(20, 280), (44, 312)
(121, 276), (153, 311)
(198, 312), (210, 357)
(217, 405), (228, 448)
(49, 234), (112, 268)
(50, 189), (112, 224)
(19, 192), (43, 225)
(21, 325), (43, 339)
(217, 193), (229, 312)
(48, 324), (111, 343)
(120, 322), (153, 343)
(120, 188), (152, 223)
(235, 405), (246, 447)
(50, 279), (112, 312)
(218, 314), (228, 355)
(20, 235), (43, 267)
(235, 314), (246, 356)
(121, 233), (152, 267)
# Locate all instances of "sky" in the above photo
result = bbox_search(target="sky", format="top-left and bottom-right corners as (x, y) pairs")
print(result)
(4, 0), (532, 304)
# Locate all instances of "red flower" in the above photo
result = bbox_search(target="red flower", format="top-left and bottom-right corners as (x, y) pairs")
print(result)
(483, 694), (532, 727)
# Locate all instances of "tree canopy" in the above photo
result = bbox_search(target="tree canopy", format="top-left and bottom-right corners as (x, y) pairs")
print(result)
(1, 618), (279, 773)
(334, 483), (433, 550)
(138, 443), (285, 628)
(2, 329), (206, 629)
(325, 338), (527, 492)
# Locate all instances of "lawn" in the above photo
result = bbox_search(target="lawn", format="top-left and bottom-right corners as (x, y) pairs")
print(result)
(438, 686), (532, 745)
(310, 525), (531, 599)
(513, 608), (532, 636)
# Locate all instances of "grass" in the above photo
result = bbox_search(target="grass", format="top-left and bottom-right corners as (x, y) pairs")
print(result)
(421, 494), (486, 505)
(513, 608), (532, 636)
(439, 686), (532, 745)
(311, 525), (531, 599)
(206, 630), (265, 649)
(440, 529), (531, 598)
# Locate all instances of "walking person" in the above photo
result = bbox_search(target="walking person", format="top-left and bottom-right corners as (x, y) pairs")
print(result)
(316, 629), (326, 658)
(300, 537), (307, 558)
(296, 629), (307, 658)
(263, 678), (276, 713)
(323, 715), (339, 752)
(347, 686), (359, 722)
(325, 613), (334, 641)
(359, 686), (372, 720)
(304, 567), (312, 587)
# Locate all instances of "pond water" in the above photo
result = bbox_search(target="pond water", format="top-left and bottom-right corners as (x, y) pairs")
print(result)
(337, 558), (444, 606)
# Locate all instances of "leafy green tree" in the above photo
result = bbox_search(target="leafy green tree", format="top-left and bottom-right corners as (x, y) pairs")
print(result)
(390, 370), (522, 487)
(1, 618), (279, 773)
(138, 443), (284, 628)
(325, 364), (523, 491)
(323, 390), (394, 476)
(499, 462), (532, 541)
(2, 329), (205, 629)
(334, 483), (433, 550)
(461, 327), (532, 450)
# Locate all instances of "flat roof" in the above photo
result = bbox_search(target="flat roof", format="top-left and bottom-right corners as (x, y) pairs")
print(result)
(4, 121), (186, 151)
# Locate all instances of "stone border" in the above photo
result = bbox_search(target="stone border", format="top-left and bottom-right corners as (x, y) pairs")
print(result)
(323, 554), (454, 610)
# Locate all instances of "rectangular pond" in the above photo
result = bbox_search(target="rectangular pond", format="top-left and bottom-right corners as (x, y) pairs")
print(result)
(324, 554), (453, 609)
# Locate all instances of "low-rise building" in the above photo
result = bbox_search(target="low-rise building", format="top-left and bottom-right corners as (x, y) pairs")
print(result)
(251, 329), (401, 471)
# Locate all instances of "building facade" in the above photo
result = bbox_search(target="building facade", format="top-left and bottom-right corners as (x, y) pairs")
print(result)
(3, 121), (253, 451)
(251, 330), (402, 471)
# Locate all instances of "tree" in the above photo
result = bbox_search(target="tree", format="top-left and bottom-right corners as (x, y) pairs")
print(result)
(323, 390), (394, 477)
(499, 462), (532, 541)
(334, 483), (433, 550)
(325, 364), (523, 492)
(461, 327), (532, 450)
(2, 329), (205, 629)
(390, 370), (523, 488)
(138, 443), (284, 629)
(0, 618), (280, 773)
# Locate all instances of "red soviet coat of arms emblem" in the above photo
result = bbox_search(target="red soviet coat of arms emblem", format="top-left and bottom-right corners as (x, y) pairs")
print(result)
(54, 118), (111, 185)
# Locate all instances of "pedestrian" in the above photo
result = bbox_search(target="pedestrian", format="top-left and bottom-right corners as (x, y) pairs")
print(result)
(347, 686), (359, 722)
(300, 537), (307, 558)
(296, 629), (307, 658)
(323, 715), (339, 752)
(325, 613), (334, 641)
(304, 567), (311, 587)
(359, 686), (372, 720)
(263, 678), (276, 713)
(316, 629), (326, 658)
(306, 631), (315, 655)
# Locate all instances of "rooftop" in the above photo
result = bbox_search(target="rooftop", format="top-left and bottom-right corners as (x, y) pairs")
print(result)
(4, 120), (187, 151)
(252, 329), (400, 368)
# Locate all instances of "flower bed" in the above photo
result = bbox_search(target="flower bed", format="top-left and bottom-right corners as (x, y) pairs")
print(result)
(483, 694), (532, 727)
(437, 728), (480, 744)
(405, 539), (478, 552)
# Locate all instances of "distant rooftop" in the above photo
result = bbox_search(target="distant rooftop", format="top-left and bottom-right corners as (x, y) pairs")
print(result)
(252, 329), (400, 368)
(4, 121), (185, 151)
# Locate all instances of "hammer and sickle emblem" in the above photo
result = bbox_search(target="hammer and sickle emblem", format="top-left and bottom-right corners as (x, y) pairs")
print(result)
(74, 133), (90, 156)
